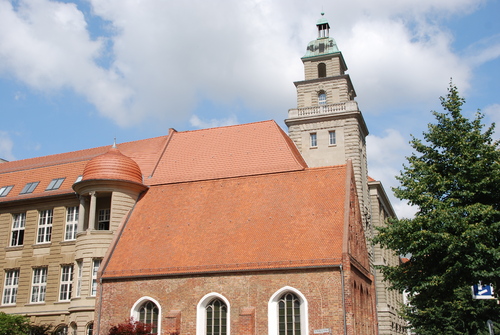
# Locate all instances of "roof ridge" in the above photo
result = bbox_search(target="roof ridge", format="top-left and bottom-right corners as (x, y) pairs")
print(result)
(173, 120), (276, 134)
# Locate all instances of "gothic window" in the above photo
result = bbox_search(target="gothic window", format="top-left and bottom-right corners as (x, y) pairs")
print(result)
(197, 293), (230, 335)
(318, 63), (327, 78)
(132, 297), (161, 334)
(139, 301), (159, 334)
(269, 287), (308, 335)
(86, 322), (93, 335)
(54, 325), (68, 335)
(206, 299), (227, 335)
(278, 293), (301, 335)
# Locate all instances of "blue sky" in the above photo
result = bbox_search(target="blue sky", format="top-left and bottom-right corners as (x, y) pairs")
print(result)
(0, 0), (499, 217)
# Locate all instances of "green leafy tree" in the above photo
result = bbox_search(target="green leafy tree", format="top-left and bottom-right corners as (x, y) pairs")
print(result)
(374, 83), (500, 334)
(0, 312), (30, 335)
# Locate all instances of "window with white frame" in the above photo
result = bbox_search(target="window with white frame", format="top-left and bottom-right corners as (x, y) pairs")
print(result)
(90, 259), (101, 296)
(329, 130), (336, 145)
(197, 293), (230, 335)
(131, 298), (160, 334)
(10, 213), (26, 246)
(310, 133), (317, 147)
(37, 209), (53, 243)
(318, 91), (327, 105)
(59, 265), (73, 301)
(76, 260), (83, 297)
(2, 269), (19, 305)
(65, 207), (79, 240)
(97, 209), (110, 230)
(268, 287), (309, 335)
(31, 267), (47, 303)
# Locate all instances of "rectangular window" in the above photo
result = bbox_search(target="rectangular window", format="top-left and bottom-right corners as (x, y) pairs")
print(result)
(10, 213), (26, 247)
(329, 130), (336, 145)
(59, 265), (73, 301)
(91, 260), (101, 296)
(76, 261), (83, 297)
(46, 178), (65, 191)
(2, 269), (19, 305)
(97, 209), (110, 230)
(310, 133), (317, 147)
(37, 210), (53, 244)
(31, 267), (47, 303)
(65, 207), (79, 240)
(20, 181), (39, 194)
(0, 185), (13, 197)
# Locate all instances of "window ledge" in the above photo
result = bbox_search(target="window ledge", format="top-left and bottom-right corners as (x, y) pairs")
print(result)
(5, 246), (23, 251)
(32, 243), (52, 249)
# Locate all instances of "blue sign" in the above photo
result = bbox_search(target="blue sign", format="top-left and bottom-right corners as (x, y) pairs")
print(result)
(472, 284), (495, 299)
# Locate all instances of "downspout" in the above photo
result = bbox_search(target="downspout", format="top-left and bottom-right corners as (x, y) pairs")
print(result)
(341, 264), (347, 335)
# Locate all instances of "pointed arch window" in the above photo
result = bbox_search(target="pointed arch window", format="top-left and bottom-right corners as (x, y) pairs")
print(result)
(206, 299), (227, 335)
(197, 293), (231, 335)
(269, 287), (308, 335)
(131, 297), (161, 334)
(318, 63), (327, 78)
(278, 293), (301, 335)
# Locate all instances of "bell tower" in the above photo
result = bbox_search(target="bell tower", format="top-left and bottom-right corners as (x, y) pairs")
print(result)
(285, 13), (370, 231)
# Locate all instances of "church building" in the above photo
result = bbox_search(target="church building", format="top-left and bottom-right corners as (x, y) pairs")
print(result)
(0, 14), (405, 335)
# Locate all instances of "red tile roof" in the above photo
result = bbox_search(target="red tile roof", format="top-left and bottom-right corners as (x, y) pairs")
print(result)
(102, 166), (348, 278)
(81, 147), (143, 184)
(147, 121), (307, 185)
(0, 121), (306, 203)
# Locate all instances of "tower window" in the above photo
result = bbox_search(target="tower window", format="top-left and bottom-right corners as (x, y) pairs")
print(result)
(318, 92), (327, 105)
(318, 63), (326, 78)
(310, 133), (317, 147)
(329, 131), (336, 145)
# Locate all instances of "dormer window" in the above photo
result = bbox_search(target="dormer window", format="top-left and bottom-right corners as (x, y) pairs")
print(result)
(0, 185), (13, 197)
(20, 182), (39, 195)
(318, 91), (327, 105)
(318, 63), (326, 78)
(46, 178), (65, 191)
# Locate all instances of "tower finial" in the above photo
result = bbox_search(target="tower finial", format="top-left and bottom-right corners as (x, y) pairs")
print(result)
(112, 137), (117, 149)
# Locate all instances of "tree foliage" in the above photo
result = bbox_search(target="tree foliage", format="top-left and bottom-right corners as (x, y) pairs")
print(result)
(108, 318), (154, 335)
(374, 83), (500, 334)
(0, 312), (30, 335)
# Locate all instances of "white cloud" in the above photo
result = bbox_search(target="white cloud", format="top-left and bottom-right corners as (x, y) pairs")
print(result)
(367, 129), (413, 218)
(0, 0), (493, 130)
(0, 131), (15, 161)
(189, 115), (238, 129)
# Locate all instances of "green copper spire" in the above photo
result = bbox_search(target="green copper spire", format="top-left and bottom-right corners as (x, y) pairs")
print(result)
(303, 13), (340, 58)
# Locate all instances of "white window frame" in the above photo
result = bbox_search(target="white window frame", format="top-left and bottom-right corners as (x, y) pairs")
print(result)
(196, 292), (230, 335)
(37, 209), (53, 244)
(2, 269), (19, 305)
(76, 260), (83, 297)
(329, 130), (336, 146)
(268, 286), (309, 335)
(31, 267), (47, 303)
(131, 296), (162, 334)
(90, 259), (101, 296)
(318, 92), (327, 105)
(86, 322), (93, 335)
(59, 265), (73, 302)
(97, 209), (110, 230)
(310, 133), (317, 147)
(10, 213), (26, 247)
(65, 207), (79, 240)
